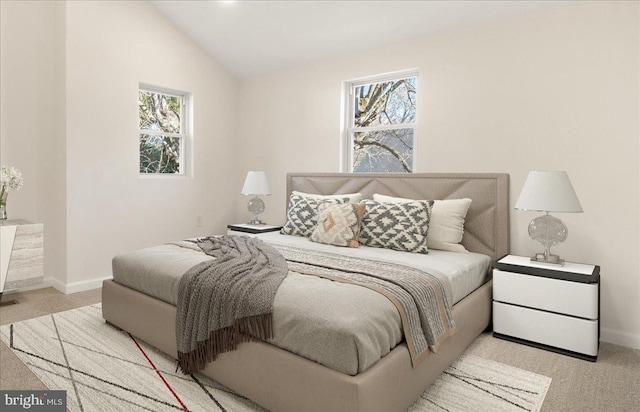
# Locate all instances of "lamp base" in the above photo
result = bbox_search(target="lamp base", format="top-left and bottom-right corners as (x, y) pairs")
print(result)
(531, 253), (564, 266)
(528, 213), (568, 266)
(248, 219), (265, 226)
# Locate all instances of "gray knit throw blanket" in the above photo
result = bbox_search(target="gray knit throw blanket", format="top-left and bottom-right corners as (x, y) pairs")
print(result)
(176, 235), (288, 374)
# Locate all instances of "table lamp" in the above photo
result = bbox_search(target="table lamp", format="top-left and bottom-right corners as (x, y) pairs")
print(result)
(515, 171), (583, 265)
(241, 171), (271, 225)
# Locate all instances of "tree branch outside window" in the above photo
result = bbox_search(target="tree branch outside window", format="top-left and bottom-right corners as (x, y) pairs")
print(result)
(346, 74), (417, 173)
(138, 86), (188, 175)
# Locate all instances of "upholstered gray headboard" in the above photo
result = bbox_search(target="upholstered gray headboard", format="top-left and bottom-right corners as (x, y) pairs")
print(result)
(286, 173), (509, 260)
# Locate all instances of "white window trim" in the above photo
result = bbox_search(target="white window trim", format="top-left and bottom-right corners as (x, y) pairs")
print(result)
(341, 69), (418, 173)
(138, 83), (191, 177)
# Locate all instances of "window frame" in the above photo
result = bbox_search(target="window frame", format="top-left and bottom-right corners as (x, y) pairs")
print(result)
(138, 83), (190, 177)
(341, 70), (418, 173)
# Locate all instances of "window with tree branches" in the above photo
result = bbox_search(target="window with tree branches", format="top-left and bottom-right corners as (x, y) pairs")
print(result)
(138, 85), (189, 174)
(345, 73), (417, 173)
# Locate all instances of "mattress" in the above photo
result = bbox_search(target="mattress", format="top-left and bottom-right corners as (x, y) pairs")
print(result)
(112, 233), (490, 375)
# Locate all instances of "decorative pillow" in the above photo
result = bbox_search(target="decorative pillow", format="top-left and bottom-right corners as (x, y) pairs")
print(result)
(310, 203), (366, 248)
(373, 194), (472, 253)
(281, 192), (352, 237)
(358, 199), (433, 254)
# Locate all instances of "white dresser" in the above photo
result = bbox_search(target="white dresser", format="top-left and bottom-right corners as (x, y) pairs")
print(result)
(492, 255), (600, 361)
(0, 220), (44, 299)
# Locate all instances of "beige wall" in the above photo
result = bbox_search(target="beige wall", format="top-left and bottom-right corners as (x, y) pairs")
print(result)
(62, 0), (238, 290)
(237, 2), (640, 348)
(0, 0), (67, 286)
(1, 1), (239, 291)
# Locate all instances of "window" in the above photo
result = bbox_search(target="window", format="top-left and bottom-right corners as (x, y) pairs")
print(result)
(344, 72), (417, 173)
(138, 85), (189, 175)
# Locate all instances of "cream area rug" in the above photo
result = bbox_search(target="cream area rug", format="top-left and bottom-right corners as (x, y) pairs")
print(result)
(0, 305), (551, 411)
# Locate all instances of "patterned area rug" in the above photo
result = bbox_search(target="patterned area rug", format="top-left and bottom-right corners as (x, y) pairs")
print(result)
(0, 304), (551, 411)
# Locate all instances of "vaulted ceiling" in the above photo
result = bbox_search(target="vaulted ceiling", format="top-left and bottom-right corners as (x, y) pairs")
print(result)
(151, 1), (563, 79)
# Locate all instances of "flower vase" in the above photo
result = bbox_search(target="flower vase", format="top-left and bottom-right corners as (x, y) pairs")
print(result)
(0, 191), (7, 220)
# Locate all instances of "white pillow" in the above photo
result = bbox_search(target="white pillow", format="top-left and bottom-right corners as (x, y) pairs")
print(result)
(373, 194), (472, 253)
(292, 191), (362, 204)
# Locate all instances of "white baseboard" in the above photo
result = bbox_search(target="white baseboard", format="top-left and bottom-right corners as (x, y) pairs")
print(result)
(48, 276), (66, 294)
(50, 275), (112, 295)
(601, 327), (640, 350)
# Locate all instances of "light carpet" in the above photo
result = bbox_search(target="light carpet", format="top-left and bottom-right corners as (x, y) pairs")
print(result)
(0, 304), (551, 411)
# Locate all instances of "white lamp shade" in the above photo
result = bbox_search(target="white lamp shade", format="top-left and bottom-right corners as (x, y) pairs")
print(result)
(241, 171), (271, 196)
(515, 171), (583, 213)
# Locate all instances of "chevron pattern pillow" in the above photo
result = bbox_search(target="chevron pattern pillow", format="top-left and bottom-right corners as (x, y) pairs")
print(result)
(359, 199), (434, 253)
(310, 203), (366, 248)
(281, 193), (351, 237)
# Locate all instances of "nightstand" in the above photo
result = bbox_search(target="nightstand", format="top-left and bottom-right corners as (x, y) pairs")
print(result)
(492, 255), (600, 361)
(227, 223), (282, 237)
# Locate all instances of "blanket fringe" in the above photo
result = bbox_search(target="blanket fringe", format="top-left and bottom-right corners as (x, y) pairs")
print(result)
(177, 313), (274, 374)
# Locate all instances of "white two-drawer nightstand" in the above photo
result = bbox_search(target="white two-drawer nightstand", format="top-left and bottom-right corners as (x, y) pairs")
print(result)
(492, 255), (600, 361)
(227, 223), (282, 237)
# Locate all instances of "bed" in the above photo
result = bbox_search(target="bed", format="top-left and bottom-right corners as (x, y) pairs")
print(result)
(102, 172), (509, 412)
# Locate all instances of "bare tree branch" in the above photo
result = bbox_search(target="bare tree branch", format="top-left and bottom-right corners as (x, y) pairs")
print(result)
(354, 139), (412, 173)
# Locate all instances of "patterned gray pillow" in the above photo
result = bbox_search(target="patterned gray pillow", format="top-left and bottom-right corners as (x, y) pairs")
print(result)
(281, 193), (351, 237)
(358, 199), (434, 254)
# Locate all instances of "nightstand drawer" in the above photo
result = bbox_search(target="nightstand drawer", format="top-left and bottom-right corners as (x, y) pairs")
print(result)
(493, 269), (598, 319)
(493, 302), (599, 356)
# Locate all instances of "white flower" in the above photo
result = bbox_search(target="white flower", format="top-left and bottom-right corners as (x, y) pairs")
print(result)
(0, 165), (24, 191)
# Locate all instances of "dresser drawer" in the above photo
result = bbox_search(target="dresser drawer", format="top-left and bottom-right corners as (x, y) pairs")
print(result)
(493, 302), (599, 356)
(493, 269), (598, 319)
